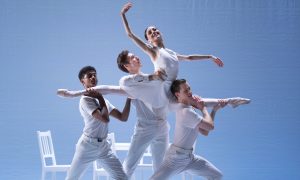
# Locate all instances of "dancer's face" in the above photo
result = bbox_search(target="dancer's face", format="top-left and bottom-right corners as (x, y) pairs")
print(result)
(146, 26), (162, 43)
(124, 53), (142, 74)
(176, 82), (193, 104)
(81, 71), (98, 88)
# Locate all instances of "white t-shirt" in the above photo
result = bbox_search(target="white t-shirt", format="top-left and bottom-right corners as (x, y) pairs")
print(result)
(79, 96), (115, 139)
(119, 72), (168, 108)
(132, 99), (167, 126)
(173, 103), (203, 149)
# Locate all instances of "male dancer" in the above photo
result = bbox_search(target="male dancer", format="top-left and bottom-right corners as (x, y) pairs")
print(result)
(117, 50), (169, 179)
(65, 66), (131, 180)
(117, 50), (245, 179)
(58, 54), (247, 179)
(150, 79), (224, 180)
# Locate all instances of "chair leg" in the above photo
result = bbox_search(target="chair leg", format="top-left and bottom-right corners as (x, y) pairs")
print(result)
(51, 172), (56, 180)
(181, 172), (186, 180)
(93, 172), (96, 180)
(41, 171), (45, 180)
(131, 173), (136, 180)
(141, 169), (144, 180)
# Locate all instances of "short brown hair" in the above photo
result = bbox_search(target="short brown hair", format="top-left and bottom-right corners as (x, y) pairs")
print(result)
(170, 79), (186, 99)
(117, 50), (130, 73)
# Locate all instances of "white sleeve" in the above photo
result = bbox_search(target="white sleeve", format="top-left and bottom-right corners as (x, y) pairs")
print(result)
(80, 96), (99, 116)
(165, 48), (180, 60)
(182, 108), (203, 129)
(104, 99), (115, 113)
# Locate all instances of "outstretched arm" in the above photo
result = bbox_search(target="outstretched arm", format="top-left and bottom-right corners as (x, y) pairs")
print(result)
(177, 54), (224, 67)
(57, 85), (129, 98)
(120, 2), (157, 60)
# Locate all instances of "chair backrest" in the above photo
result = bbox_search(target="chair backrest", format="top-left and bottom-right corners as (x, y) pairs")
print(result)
(93, 132), (116, 171)
(37, 130), (57, 168)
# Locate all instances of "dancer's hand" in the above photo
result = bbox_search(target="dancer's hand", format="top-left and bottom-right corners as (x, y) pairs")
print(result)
(211, 56), (224, 67)
(192, 95), (205, 110)
(57, 89), (75, 98)
(121, 2), (132, 15)
(155, 69), (167, 81)
(149, 69), (166, 81)
(84, 88), (103, 99)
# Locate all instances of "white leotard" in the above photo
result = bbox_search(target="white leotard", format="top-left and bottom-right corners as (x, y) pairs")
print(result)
(153, 48), (179, 82)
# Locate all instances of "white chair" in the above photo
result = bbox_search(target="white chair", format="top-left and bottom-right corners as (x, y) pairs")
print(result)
(37, 130), (71, 180)
(114, 141), (153, 180)
(135, 146), (153, 180)
(93, 133), (116, 180)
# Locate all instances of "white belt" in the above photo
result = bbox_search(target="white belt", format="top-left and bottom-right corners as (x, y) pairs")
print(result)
(83, 134), (106, 143)
(171, 144), (193, 154)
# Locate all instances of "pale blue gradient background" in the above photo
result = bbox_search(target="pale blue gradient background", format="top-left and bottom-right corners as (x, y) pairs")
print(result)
(0, 0), (299, 179)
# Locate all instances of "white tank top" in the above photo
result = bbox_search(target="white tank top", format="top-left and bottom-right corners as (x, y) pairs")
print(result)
(153, 48), (179, 81)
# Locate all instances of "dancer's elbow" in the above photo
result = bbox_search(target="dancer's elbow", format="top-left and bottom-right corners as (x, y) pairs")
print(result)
(119, 115), (129, 122)
(199, 120), (214, 131)
(127, 32), (133, 38)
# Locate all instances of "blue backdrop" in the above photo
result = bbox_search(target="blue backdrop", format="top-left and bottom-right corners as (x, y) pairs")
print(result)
(0, 0), (299, 179)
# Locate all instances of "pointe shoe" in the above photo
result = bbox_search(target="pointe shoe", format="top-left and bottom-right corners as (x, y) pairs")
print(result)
(228, 97), (251, 108)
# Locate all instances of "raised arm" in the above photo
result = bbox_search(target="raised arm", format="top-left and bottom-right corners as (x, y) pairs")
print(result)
(189, 96), (214, 136)
(120, 2), (157, 60)
(177, 54), (224, 67)
(110, 98), (131, 122)
(199, 100), (228, 136)
(198, 107), (214, 131)
(57, 85), (129, 98)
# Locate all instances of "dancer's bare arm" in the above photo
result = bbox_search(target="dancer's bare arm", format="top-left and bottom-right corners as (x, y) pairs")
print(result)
(177, 54), (224, 67)
(121, 2), (157, 60)
(198, 100), (227, 136)
(110, 98), (131, 122)
(195, 100), (214, 132)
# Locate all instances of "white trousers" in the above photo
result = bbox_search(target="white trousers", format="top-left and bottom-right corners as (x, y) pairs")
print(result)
(123, 121), (170, 179)
(66, 134), (127, 180)
(150, 144), (223, 180)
